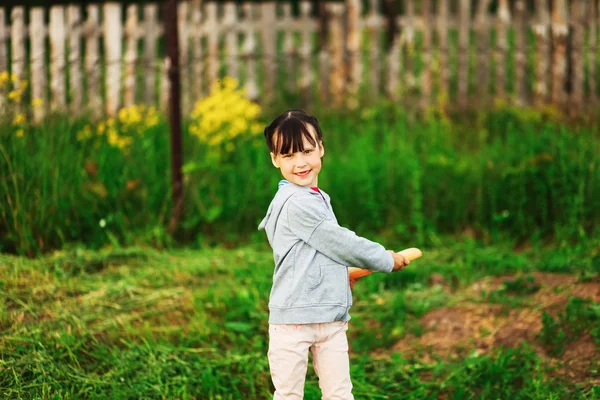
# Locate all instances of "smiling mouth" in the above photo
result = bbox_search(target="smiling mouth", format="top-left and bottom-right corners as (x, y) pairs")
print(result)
(295, 170), (311, 177)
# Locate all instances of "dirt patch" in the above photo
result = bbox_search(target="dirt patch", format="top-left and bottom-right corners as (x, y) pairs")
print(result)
(493, 308), (543, 348)
(558, 335), (600, 385)
(570, 282), (600, 302)
(463, 272), (576, 299)
(390, 273), (600, 385)
(393, 304), (542, 359)
(530, 272), (578, 288)
(419, 305), (503, 353)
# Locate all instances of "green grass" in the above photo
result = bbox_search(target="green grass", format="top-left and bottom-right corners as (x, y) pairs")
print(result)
(1, 239), (599, 399)
(2, 105), (600, 256)
(540, 297), (600, 358)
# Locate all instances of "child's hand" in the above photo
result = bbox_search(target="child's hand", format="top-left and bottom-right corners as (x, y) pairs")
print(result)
(388, 250), (410, 271)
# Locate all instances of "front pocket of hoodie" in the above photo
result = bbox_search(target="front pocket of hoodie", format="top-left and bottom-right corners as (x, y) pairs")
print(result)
(307, 263), (348, 305)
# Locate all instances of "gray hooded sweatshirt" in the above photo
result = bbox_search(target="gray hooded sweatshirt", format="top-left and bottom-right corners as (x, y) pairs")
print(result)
(258, 180), (394, 324)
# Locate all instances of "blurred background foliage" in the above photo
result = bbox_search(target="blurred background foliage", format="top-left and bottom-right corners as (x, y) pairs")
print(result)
(1, 75), (599, 255)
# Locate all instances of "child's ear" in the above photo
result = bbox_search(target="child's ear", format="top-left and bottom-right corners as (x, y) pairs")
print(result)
(270, 152), (280, 168)
(319, 141), (325, 158)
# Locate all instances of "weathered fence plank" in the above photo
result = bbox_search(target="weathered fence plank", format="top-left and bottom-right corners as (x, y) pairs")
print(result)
(533, 0), (550, 106)
(30, 7), (46, 121)
(1, 0), (599, 117)
(11, 6), (25, 108)
(474, 0), (491, 106)
(366, 0), (382, 100)
(191, 0), (203, 101)
(243, 3), (259, 101)
(160, 56), (170, 113)
(346, 0), (361, 107)
(205, 2), (219, 88)
(282, 3), (296, 93)
(437, 0), (449, 98)
(386, 14), (400, 101)
(104, 3), (122, 117)
(50, 6), (67, 111)
(570, 0), (585, 110)
(551, 0), (568, 107)
(298, 1), (312, 107)
(458, 0), (470, 107)
(224, 2), (239, 84)
(515, 0), (528, 106)
(383, 0), (398, 100)
(0, 8), (6, 74)
(495, 0), (510, 100)
(85, 5), (101, 118)
(403, 0), (416, 94)
(68, 5), (82, 115)
(124, 4), (139, 108)
(329, 3), (345, 106)
(178, 1), (191, 114)
(420, 0), (432, 107)
(143, 4), (159, 105)
(588, 0), (597, 104)
(262, 2), (277, 103)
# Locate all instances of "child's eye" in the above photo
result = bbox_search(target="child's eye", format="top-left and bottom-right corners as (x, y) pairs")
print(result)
(283, 154), (292, 158)
(304, 149), (313, 154)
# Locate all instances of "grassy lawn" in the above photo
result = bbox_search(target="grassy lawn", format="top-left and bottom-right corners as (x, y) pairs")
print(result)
(1, 239), (599, 399)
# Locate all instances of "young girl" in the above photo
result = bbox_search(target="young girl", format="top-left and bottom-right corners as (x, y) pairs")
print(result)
(258, 110), (410, 399)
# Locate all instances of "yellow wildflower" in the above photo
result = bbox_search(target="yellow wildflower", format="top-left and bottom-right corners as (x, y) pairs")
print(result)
(222, 76), (238, 92)
(113, 104), (162, 137)
(117, 137), (132, 149)
(189, 77), (262, 150)
(118, 108), (128, 123)
(146, 114), (159, 128)
(107, 129), (119, 146)
(32, 98), (43, 107)
(76, 126), (91, 141)
(8, 89), (23, 103)
(0, 71), (9, 86)
(13, 113), (26, 125)
(208, 134), (222, 146)
(16, 129), (24, 138)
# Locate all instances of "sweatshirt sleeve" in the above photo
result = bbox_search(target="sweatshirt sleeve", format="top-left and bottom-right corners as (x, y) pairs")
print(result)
(286, 195), (394, 273)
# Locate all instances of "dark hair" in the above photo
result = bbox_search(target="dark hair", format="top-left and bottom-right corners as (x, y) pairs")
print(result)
(264, 110), (323, 155)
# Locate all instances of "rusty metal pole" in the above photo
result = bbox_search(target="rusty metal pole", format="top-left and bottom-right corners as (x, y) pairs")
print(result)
(165, 0), (184, 234)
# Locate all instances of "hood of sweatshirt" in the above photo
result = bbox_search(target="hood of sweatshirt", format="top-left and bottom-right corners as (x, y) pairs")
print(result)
(258, 180), (322, 245)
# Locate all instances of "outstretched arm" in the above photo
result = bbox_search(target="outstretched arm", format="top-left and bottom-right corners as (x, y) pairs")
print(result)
(287, 196), (395, 273)
(348, 248), (422, 290)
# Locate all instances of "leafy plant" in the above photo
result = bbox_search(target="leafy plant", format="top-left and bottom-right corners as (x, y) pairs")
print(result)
(539, 296), (600, 357)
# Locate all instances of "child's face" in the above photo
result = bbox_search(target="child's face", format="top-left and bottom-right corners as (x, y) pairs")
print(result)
(270, 125), (324, 187)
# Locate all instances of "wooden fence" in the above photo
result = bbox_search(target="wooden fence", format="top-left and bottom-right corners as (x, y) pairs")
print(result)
(0, 0), (598, 121)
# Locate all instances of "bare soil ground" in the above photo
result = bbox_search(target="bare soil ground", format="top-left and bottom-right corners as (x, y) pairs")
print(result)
(389, 272), (600, 386)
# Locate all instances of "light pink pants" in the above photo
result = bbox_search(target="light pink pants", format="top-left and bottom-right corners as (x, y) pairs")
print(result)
(268, 321), (354, 400)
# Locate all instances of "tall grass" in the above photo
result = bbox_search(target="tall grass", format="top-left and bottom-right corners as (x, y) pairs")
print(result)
(1, 104), (599, 255)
